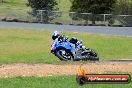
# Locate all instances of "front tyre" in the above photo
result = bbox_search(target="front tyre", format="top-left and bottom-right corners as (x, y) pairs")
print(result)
(56, 49), (74, 61)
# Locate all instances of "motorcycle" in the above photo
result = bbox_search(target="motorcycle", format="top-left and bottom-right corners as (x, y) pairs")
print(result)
(51, 35), (99, 61)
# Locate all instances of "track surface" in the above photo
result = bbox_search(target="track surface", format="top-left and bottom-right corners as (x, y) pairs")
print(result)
(0, 22), (132, 36)
(0, 61), (132, 77)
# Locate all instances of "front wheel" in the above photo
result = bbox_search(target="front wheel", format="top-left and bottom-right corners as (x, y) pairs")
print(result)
(56, 49), (74, 61)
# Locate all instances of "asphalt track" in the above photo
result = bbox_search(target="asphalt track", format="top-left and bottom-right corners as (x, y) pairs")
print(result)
(0, 22), (132, 36)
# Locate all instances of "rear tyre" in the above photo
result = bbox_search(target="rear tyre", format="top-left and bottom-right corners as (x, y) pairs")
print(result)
(86, 48), (99, 61)
(56, 49), (74, 61)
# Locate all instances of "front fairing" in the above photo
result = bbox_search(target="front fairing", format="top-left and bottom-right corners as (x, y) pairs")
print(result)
(51, 40), (58, 51)
(51, 40), (75, 51)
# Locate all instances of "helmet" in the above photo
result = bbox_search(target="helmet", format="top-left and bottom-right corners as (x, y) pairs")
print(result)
(52, 31), (60, 40)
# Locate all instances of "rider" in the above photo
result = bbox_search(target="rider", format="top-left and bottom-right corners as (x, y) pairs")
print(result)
(51, 31), (88, 55)
(51, 31), (84, 49)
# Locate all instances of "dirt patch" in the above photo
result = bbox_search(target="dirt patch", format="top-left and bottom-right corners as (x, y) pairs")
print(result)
(0, 62), (132, 77)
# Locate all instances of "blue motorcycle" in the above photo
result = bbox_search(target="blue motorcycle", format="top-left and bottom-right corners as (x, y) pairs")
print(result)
(51, 35), (99, 61)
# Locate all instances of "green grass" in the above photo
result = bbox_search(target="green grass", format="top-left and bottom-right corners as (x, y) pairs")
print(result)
(0, 0), (72, 22)
(0, 0), (28, 9)
(0, 28), (58, 63)
(58, 0), (71, 12)
(0, 28), (132, 63)
(0, 0), (71, 11)
(0, 75), (132, 88)
(0, 0), (32, 20)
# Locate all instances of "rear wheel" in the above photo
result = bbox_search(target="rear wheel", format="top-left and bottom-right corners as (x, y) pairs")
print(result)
(86, 48), (99, 61)
(56, 49), (74, 61)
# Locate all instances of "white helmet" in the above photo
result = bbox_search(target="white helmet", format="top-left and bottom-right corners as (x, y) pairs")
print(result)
(52, 31), (60, 40)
